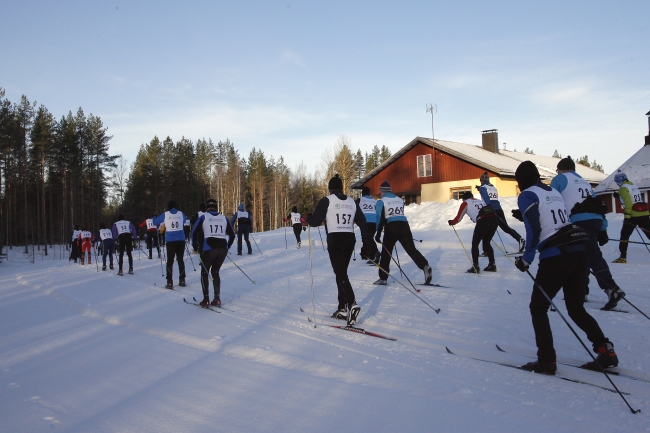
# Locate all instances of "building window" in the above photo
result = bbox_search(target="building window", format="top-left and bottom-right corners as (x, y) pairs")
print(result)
(451, 186), (472, 200)
(417, 154), (432, 177)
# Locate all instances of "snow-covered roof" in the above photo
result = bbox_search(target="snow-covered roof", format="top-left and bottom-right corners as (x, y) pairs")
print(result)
(352, 136), (608, 188)
(594, 144), (650, 194)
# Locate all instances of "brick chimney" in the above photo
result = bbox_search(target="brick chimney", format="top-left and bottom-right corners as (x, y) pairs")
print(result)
(482, 129), (499, 153)
(645, 110), (650, 145)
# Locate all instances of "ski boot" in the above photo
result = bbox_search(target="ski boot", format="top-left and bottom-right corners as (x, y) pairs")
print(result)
(602, 288), (626, 311)
(199, 297), (210, 307)
(581, 341), (618, 370)
(423, 265), (432, 284)
(128, 267), (134, 275)
(347, 303), (361, 326)
(521, 360), (557, 375)
(297, 242), (301, 249)
(117, 269), (124, 276)
(164, 281), (173, 289)
(110, 265), (114, 270)
(178, 279), (186, 287)
(331, 308), (347, 320)
(373, 279), (387, 285)
(211, 296), (221, 307)
(102, 266), (107, 271)
(483, 263), (497, 272)
(466, 265), (480, 274)
(611, 257), (626, 264)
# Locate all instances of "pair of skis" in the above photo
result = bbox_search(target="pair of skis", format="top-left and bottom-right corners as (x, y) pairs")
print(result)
(300, 307), (397, 341)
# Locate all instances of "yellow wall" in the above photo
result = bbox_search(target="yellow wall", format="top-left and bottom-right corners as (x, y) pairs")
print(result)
(421, 177), (520, 203)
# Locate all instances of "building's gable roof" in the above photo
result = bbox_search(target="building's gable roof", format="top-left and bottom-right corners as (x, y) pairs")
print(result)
(594, 145), (650, 194)
(352, 136), (608, 189)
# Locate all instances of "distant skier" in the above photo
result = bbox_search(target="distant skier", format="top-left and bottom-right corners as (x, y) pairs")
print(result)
(94, 222), (115, 271)
(112, 215), (137, 276)
(285, 206), (305, 248)
(373, 180), (432, 285)
(153, 200), (187, 289)
(190, 203), (207, 252)
(477, 172), (525, 253)
(192, 198), (235, 307)
(448, 191), (498, 273)
(307, 175), (373, 326)
(611, 170), (650, 263)
(357, 186), (379, 263)
(69, 225), (82, 263)
(230, 202), (252, 255)
(513, 161), (619, 374)
(551, 157), (626, 309)
(139, 214), (160, 259)
(183, 216), (191, 242)
(79, 227), (94, 265)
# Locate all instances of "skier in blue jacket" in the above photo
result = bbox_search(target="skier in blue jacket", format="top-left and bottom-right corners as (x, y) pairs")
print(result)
(153, 200), (187, 289)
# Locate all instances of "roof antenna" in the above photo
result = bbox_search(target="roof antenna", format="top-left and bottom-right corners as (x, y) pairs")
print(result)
(426, 104), (437, 144)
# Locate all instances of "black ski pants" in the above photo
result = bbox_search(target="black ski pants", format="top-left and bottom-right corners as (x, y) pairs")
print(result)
(200, 247), (227, 299)
(166, 241), (186, 283)
(574, 219), (620, 295)
(378, 221), (428, 280)
(237, 225), (252, 254)
(102, 239), (114, 267)
(530, 249), (607, 364)
(292, 223), (302, 244)
(496, 209), (522, 242)
(472, 215), (498, 265)
(327, 233), (356, 310)
(618, 216), (650, 258)
(360, 222), (378, 260)
(117, 234), (133, 270)
(146, 230), (160, 257)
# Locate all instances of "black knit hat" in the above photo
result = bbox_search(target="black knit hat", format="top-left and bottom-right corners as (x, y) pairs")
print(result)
(328, 174), (343, 191)
(515, 161), (540, 191)
(557, 156), (575, 171)
(361, 186), (370, 196)
(379, 180), (391, 193)
(462, 191), (473, 200)
(292, 206), (298, 213)
(168, 200), (177, 210)
(206, 198), (217, 209)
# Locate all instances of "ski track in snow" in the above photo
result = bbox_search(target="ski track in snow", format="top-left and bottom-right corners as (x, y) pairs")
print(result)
(1, 199), (649, 432)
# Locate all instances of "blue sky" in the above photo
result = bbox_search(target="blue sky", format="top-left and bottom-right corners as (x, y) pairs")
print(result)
(2, 0), (648, 175)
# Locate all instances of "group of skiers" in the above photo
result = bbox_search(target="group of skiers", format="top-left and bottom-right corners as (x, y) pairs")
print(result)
(67, 156), (649, 376)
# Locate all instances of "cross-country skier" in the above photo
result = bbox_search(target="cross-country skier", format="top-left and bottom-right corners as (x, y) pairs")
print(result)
(477, 172), (525, 253)
(373, 180), (432, 286)
(513, 160), (619, 374)
(192, 198), (235, 307)
(139, 214), (161, 259)
(69, 225), (82, 263)
(610, 170), (650, 264)
(230, 202), (253, 255)
(153, 200), (187, 289)
(112, 215), (137, 276)
(94, 222), (115, 271)
(285, 206), (305, 248)
(357, 186), (379, 263)
(448, 191), (498, 273)
(550, 157), (626, 310)
(79, 227), (94, 265)
(307, 175), (374, 326)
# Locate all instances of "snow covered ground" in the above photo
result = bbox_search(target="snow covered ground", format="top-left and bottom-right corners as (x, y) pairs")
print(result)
(1, 198), (649, 433)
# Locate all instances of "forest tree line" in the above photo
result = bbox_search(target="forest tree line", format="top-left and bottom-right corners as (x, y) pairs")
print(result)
(0, 88), (391, 249)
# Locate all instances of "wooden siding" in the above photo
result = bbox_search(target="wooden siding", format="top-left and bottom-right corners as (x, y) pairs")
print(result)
(362, 140), (498, 196)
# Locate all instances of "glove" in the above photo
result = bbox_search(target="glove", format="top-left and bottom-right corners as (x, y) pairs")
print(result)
(511, 209), (523, 222)
(475, 185), (481, 191)
(302, 226), (306, 231)
(375, 233), (382, 243)
(447, 219), (454, 226)
(514, 256), (529, 272)
(597, 230), (609, 246)
(192, 244), (198, 252)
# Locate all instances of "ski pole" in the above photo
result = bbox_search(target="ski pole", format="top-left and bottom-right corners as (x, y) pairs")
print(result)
(317, 226), (326, 250)
(413, 238), (423, 243)
(382, 243), (419, 292)
(607, 239), (650, 246)
(284, 225), (288, 249)
(635, 227), (650, 254)
(250, 233), (263, 255)
(368, 255), (440, 313)
(184, 242), (197, 271)
(587, 269), (650, 322)
(308, 226), (316, 328)
(450, 225), (478, 274)
(226, 254), (255, 284)
(94, 243), (99, 272)
(496, 229), (508, 254)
